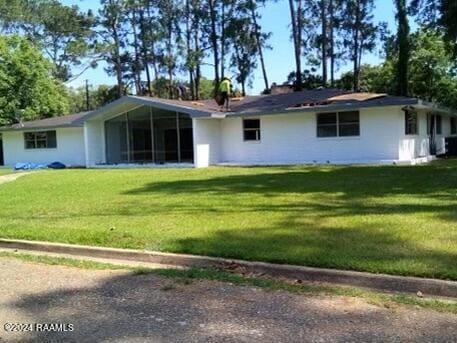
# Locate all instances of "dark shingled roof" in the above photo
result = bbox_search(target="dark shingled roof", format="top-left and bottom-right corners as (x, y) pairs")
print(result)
(0, 112), (89, 131)
(132, 89), (420, 117)
(2, 89), (448, 131)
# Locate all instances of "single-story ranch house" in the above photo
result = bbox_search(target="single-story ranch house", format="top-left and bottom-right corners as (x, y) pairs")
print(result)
(0, 89), (456, 168)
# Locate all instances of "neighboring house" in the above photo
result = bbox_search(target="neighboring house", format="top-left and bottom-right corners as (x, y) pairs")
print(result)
(0, 89), (456, 168)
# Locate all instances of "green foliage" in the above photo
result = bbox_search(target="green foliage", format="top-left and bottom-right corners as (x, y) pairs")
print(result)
(0, 0), (94, 81)
(0, 35), (69, 125)
(226, 4), (258, 96)
(410, 0), (457, 57)
(394, 0), (410, 96)
(337, 63), (396, 94)
(147, 76), (214, 100)
(408, 30), (457, 107)
(198, 77), (215, 100)
(338, 29), (457, 109)
(67, 84), (122, 113)
(340, 0), (381, 91)
(287, 69), (324, 90)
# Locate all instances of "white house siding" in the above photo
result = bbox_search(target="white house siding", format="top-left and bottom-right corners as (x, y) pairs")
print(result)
(84, 120), (105, 167)
(218, 107), (404, 166)
(2, 127), (85, 167)
(192, 118), (221, 168)
(398, 111), (430, 162)
(436, 114), (452, 154)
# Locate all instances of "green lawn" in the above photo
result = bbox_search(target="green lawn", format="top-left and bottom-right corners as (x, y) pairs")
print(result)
(0, 161), (456, 280)
(0, 167), (14, 176)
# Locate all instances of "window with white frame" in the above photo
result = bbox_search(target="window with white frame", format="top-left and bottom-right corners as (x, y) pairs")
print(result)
(24, 131), (57, 149)
(451, 117), (457, 135)
(317, 111), (360, 138)
(243, 119), (261, 141)
(436, 115), (442, 135)
(404, 109), (418, 135)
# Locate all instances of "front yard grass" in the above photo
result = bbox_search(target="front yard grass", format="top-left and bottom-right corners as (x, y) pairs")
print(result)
(0, 167), (14, 176)
(0, 160), (456, 280)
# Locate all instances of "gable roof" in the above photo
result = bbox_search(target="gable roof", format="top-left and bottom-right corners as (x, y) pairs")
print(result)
(0, 112), (89, 131)
(1, 89), (454, 131)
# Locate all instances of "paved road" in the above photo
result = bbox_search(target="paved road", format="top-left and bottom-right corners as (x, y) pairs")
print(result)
(0, 258), (456, 343)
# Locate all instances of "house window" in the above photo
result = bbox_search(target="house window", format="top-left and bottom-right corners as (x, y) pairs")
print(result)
(404, 110), (418, 135)
(339, 111), (360, 136)
(451, 117), (457, 135)
(243, 119), (261, 141)
(317, 111), (360, 138)
(436, 115), (442, 135)
(317, 113), (337, 137)
(24, 131), (57, 149)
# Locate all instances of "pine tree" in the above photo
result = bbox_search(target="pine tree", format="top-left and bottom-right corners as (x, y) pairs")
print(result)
(341, 0), (378, 92)
(395, 0), (410, 96)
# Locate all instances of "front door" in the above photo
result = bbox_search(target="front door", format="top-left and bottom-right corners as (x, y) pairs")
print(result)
(428, 114), (437, 155)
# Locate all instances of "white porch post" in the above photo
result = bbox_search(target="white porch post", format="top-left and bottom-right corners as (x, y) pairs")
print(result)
(192, 118), (221, 168)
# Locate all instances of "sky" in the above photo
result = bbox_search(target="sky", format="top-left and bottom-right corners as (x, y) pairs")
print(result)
(63, 0), (405, 95)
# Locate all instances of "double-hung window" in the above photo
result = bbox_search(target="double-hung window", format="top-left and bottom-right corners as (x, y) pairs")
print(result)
(243, 119), (261, 141)
(317, 111), (360, 138)
(24, 131), (57, 149)
(451, 117), (457, 135)
(436, 115), (442, 135)
(404, 109), (418, 135)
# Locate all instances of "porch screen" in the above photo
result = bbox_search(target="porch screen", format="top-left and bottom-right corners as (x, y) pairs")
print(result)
(105, 106), (193, 164)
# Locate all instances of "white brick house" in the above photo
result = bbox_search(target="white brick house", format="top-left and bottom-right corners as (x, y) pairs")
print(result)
(1, 90), (456, 168)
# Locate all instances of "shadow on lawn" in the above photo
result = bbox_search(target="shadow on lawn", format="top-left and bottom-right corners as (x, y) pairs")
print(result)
(119, 163), (457, 222)
(120, 163), (457, 280)
(123, 164), (457, 200)
(170, 218), (457, 280)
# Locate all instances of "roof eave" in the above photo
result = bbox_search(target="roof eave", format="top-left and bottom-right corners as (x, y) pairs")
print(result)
(414, 100), (456, 115)
(84, 96), (213, 121)
(0, 123), (84, 132)
(223, 99), (420, 118)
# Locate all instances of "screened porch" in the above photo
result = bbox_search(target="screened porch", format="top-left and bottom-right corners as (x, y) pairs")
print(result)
(104, 106), (193, 165)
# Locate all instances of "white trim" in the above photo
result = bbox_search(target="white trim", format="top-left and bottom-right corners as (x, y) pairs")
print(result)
(91, 163), (194, 169)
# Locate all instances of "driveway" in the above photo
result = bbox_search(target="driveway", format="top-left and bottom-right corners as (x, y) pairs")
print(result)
(0, 257), (456, 343)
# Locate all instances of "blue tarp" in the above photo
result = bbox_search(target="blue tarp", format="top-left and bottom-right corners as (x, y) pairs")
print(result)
(14, 162), (47, 170)
(48, 161), (66, 169)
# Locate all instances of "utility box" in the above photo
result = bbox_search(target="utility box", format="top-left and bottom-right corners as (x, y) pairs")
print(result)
(445, 137), (457, 156)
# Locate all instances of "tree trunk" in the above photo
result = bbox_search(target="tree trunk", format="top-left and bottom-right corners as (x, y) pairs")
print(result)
(321, 0), (328, 86)
(395, 0), (410, 96)
(131, 7), (142, 95)
(296, 0), (303, 90)
(329, 0), (335, 87)
(167, 24), (174, 99)
(185, 0), (194, 99)
(250, 5), (269, 92)
(208, 0), (220, 85)
(112, 23), (123, 98)
(289, 0), (302, 91)
(138, 7), (152, 96)
(221, 1), (226, 79)
(353, 0), (361, 92)
(194, 22), (201, 100)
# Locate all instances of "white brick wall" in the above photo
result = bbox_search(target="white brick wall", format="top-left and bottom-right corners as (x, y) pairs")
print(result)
(84, 120), (105, 167)
(3, 127), (86, 167)
(217, 107), (404, 165)
(193, 118), (222, 168)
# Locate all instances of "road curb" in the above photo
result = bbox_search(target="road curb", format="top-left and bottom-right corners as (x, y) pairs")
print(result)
(1, 238), (457, 298)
